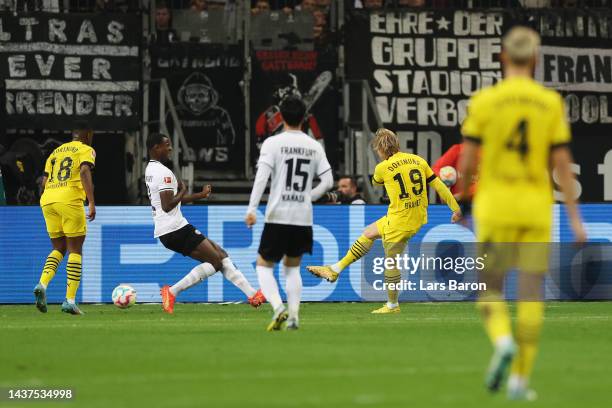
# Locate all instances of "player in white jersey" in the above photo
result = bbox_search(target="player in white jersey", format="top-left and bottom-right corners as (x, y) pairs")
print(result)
(246, 96), (334, 331)
(145, 133), (266, 313)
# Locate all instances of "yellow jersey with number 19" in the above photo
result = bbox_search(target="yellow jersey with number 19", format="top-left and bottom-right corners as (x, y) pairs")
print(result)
(461, 76), (571, 228)
(40, 141), (96, 206)
(372, 151), (437, 232)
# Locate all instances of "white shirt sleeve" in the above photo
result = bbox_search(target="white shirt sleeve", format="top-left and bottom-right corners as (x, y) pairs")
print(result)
(311, 145), (333, 202)
(316, 145), (332, 178)
(247, 162), (272, 215)
(311, 169), (334, 202)
(257, 139), (275, 170)
(157, 168), (174, 192)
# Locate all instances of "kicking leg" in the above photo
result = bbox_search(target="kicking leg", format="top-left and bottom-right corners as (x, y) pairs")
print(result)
(34, 237), (66, 313)
(208, 240), (264, 306)
(160, 239), (220, 314)
(307, 221), (380, 282)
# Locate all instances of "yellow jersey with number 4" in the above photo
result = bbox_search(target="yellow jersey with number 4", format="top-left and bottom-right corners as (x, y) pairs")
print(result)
(40, 141), (96, 206)
(461, 76), (571, 228)
(372, 151), (437, 231)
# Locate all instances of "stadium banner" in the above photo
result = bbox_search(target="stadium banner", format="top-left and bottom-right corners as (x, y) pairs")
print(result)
(150, 44), (244, 172)
(532, 9), (612, 202)
(0, 12), (142, 130)
(345, 8), (612, 201)
(345, 9), (510, 167)
(250, 47), (340, 168)
(1, 204), (611, 304)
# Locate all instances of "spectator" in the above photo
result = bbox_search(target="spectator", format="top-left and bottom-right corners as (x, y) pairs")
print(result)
(324, 176), (366, 205)
(153, 2), (177, 44)
(312, 8), (327, 26)
(191, 0), (207, 12)
(251, 0), (270, 15)
(295, 0), (316, 12)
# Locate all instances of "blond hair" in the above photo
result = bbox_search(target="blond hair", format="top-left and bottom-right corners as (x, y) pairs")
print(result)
(503, 26), (540, 66)
(372, 128), (400, 159)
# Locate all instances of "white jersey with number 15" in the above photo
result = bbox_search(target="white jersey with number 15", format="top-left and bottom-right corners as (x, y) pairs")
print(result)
(258, 130), (331, 226)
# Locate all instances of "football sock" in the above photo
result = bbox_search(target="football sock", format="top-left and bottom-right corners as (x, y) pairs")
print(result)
(65, 253), (82, 303)
(39, 249), (63, 289)
(511, 301), (544, 380)
(256, 265), (283, 311)
(283, 265), (302, 321)
(221, 258), (256, 297)
(170, 262), (216, 296)
(332, 235), (374, 273)
(384, 265), (401, 305)
(477, 293), (512, 347)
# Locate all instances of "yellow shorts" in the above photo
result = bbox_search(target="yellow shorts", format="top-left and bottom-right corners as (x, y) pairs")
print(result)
(476, 222), (551, 274)
(42, 202), (87, 238)
(376, 216), (417, 245)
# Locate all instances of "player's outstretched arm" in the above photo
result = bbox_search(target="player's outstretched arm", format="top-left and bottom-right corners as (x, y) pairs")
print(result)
(430, 177), (461, 223)
(245, 163), (272, 227)
(181, 184), (212, 204)
(552, 146), (587, 243)
(160, 181), (187, 213)
(80, 163), (96, 221)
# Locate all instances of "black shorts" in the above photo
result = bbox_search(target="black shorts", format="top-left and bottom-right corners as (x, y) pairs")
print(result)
(159, 224), (206, 256)
(258, 223), (313, 263)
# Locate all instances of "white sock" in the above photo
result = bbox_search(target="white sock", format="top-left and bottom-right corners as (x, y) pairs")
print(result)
(66, 298), (75, 304)
(283, 265), (302, 321)
(256, 265), (282, 311)
(495, 335), (515, 350)
(170, 263), (216, 296)
(507, 374), (527, 391)
(331, 263), (342, 273)
(386, 302), (399, 309)
(221, 258), (256, 297)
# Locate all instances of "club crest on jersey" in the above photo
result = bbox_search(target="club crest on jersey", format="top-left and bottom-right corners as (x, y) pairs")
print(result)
(164, 177), (172, 184)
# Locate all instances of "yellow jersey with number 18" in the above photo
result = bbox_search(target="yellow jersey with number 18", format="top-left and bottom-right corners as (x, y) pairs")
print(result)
(372, 151), (437, 231)
(40, 141), (96, 206)
(461, 76), (571, 228)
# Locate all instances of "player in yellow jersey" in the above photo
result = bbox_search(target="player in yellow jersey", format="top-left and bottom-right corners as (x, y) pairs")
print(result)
(457, 27), (586, 400)
(33, 126), (96, 315)
(308, 128), (461, 313)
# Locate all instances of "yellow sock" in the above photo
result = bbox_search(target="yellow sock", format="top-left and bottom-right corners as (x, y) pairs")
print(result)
(510, 301), (544, 379)
(66, 253), (82, 302)
(477, 293), (512, 346)
(39, 250), (64, 288)
(385, 267), (401, 304)
(335, 235), (374, 272)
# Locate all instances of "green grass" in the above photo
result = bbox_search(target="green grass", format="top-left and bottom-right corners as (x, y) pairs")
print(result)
(0, 302), (611, 408)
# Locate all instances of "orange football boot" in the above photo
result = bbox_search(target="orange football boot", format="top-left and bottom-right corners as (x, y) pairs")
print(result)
(160, 285), (176, 314)
(248, 289), (266, 308)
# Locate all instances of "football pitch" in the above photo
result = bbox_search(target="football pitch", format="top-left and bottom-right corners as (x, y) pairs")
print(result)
(0, 302), (610, 408)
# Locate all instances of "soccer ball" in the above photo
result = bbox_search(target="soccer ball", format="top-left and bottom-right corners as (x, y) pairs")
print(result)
(439, 166), (457, 187)
(112, 284), (137, 309)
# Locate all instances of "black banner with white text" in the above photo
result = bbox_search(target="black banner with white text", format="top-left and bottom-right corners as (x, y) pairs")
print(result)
(346, 9), (612, 202)
(150, 43), (244, 172)
(0, 12), (141, 131)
